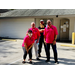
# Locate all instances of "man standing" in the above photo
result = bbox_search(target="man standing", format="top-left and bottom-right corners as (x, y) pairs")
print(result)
(27, 22), (40, 60)
(38, 20), (47, 57)
(44, 20), (59, 64)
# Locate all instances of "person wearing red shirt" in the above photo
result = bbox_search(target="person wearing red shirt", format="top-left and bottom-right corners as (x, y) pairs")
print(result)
(22, 30), (35, 64)
(26, 22), (40, 60)
(44, 20), (59, 64)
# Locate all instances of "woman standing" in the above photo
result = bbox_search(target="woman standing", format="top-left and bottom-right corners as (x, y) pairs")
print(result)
(22, 30), (35, 64)
(38, 20), (47, 57)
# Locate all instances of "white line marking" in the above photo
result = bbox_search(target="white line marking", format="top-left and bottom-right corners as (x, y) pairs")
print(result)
(8, 58), (22, 65)
(8, 53), (35, 65)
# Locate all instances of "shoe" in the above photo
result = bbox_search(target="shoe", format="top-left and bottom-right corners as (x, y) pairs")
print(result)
(22, 61), (26, 64)
(55, 61), (59, 64)
(45, 60), (50, 62)
(29, 61), (32, 64)
(38, 54), (41, 57)
(36, 58), (40, 60)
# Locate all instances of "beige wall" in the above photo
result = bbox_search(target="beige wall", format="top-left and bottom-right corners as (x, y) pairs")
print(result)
(35, 18), (40, 27)
(68, 17), (75, 40)
(53, 18), (60, 40)
(53, 17), (75, 41)
(0, 18), (35, 38)
(35, 17), (75, 41)
(0, 17), (75, 40)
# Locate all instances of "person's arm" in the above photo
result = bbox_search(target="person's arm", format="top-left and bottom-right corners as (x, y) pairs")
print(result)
(44, 36), (47, 45)
(39, 29), (42, 32)
(44, 28), (47, 45)
(53, 26), (58, 45)
(54, 35), (57, 41)
(24, 43), (28, 53)
(27, 43), (34, 51)
(36, 29), (40, 43)
(38, 29), (44, 33)
(53, 35), (57, 45)
(36, 36), (40, 43)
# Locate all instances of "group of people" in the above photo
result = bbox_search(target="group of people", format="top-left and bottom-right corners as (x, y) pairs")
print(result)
(22, 19), (59, 64)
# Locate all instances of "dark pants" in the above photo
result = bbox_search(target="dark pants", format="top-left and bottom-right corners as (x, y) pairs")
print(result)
(23, 47), (32, 60)
(46, 43), (58, 62)
(38, 37), (47, 56)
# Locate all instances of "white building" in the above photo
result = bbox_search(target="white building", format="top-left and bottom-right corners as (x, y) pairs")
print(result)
(0, 9), (75, 42)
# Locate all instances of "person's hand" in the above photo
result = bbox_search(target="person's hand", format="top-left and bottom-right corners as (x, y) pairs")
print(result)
(25, 47), (28, 53)
(44, 41), (47, 45)
(53, 40), (56, 45)
(27, 50), (29, 54)
(36, 40), (39, 43)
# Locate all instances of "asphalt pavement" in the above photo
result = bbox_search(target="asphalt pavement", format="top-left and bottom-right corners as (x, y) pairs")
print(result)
(0, 39), (75, 65)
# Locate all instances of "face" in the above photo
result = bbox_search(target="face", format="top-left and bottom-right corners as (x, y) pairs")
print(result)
(47, 20), (52, 26)
(40, 21), (44, 25)
(31, 23), (35, 29)
(28, 32), (32, 37)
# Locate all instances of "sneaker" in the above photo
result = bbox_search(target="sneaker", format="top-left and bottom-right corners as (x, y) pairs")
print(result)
(29, 61), (32, 64)
(55, 61), (59, 64)
(38, 54), (41, 57)
(45, 60), (50, 62)
(22, 61), (26, 63)
(36, 58), (40, 60)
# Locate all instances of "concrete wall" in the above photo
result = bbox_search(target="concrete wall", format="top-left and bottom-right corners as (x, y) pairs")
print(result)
(0, 17), (75, 40)
(53, 18), (60, 40)
(35, 17), (75, 41)
(68, 17), (75, 40)
(0, 18), (34, 38)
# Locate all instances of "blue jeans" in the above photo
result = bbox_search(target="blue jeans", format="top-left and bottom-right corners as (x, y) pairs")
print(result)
(46, 43), (58, 62)
(38, 37), (47, 56)
(22, 47), (32, 60)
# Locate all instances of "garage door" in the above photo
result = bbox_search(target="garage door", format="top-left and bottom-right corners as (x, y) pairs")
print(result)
(0, 18), (34, 39)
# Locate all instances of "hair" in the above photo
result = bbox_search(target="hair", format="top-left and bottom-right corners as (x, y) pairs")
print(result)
(31, 22), (35, 25)
(47, 20), (51, 23)
(28, 30), (32, 33)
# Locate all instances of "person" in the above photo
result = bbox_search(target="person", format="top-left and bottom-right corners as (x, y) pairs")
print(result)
(38, 20), (47, 57)
(44, 20), (59, 64)
(26, 22), (40, 60)
(22, 30), (35, 64)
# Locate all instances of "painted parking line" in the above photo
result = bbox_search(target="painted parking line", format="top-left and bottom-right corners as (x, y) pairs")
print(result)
(2, 39), (17, 41)
(8, 58), (22, 65)
(7, 52), (35, 65)
(61, 44), (75, 47)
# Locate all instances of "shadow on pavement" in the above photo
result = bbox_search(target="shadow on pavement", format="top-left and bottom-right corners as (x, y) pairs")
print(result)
(4, 56), (75, 65)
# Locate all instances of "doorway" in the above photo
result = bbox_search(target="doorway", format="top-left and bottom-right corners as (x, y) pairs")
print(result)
(60, 18), (69, 41)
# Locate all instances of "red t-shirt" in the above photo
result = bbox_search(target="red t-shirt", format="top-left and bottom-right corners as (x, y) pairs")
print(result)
(44, 25), (58, 43)
(22, 35), (35, 48)
(27, 27), (40, 40)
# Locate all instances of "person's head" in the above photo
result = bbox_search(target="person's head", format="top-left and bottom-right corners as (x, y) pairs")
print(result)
(40, 20), (44, 25)
(40, 20), (45, 28)
(31, 22), (35, 29)
(47, 20), (52, 26)
(28, 30), (33, 38)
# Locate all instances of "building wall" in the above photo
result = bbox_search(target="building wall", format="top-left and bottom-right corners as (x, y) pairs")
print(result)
(0, 17), (75, 40)
(0, 18), (34, 38)
(53, 18), (60, 40)
(53, 17), (75, 41)
(68, 17), (75, 40)
(35, 17), (75, 41)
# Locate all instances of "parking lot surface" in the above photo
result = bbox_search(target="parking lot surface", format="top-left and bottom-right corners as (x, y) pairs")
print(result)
(0, 39), (75, 65)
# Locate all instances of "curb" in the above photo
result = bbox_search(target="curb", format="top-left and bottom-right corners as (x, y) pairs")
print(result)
(61, 44), (75, 47)
(2, 39), (17, 42)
